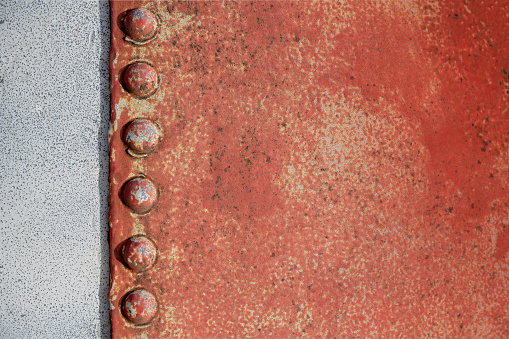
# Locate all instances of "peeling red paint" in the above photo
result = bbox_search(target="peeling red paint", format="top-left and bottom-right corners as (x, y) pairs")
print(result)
(123, 8), (159, 43)
(122, 62), (159, 98)
(109, 1), (509, 337)
(122, 118), (161, 156)
(122, 236), (158, 272)
(120, 177), (158, 214)
(121, 289), (158, 325)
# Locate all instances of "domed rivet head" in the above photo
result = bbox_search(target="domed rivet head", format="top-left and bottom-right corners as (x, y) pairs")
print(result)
(122, 236), (157, 272)
(121, 177), (157, 214)
(122, 63), (158, 98)
(121, 289), (157, 325)
(123, 8), (158, 43)
(122, 119), (161, 157)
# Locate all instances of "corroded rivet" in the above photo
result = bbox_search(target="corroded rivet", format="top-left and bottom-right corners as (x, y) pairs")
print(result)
(121, 177), (157, 214)
(122, 119), (161, 157)
(121, 289), (158, 325)
(122, 236), (157, 272)
(123, 8), (158, 43)
(122, 63), (158, 98)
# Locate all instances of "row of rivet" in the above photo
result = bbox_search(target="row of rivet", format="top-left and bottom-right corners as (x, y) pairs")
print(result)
(118, 7), (161, 326)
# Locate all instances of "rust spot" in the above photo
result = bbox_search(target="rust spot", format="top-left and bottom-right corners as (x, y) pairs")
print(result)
(494, 225), (509, 260)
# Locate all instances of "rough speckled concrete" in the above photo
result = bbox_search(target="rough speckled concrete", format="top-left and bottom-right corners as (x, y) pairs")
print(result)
(0, 0), (110, 338)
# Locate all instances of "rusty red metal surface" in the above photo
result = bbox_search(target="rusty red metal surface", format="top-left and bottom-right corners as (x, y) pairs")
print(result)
(109, 1), (509, 337)
(123, 8), (159, 44)
(120, 177), (158, 214)
(121, 289), (159, 325)
(122, 118), (162, 157)
(122, 62), (159, 98)
(122, 235), (158, 272)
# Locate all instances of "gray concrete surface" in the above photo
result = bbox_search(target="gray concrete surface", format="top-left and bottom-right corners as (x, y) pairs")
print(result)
(0, 0), (110, 337)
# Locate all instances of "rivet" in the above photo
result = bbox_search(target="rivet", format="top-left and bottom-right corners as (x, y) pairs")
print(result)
(123, 8), (158, 43)
(122, 119), (161, 157)
(122, 63), (158, 98)
(122, 236), (157, 272)
(121, 177), (157, 214)
(121, 289), (158, 325)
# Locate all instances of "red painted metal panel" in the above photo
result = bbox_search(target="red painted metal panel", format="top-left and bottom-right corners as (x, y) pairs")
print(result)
(109, 1), (509, 337)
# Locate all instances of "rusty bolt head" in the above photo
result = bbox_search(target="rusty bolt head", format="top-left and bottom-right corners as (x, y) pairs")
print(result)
(121, 289), (158, 325)
(122, 63), (158, 98)
(122, 119), (161, 156)
(121, 177), (158, 214)
(122, 236), (157, 272)
(123, 8), (158, 43)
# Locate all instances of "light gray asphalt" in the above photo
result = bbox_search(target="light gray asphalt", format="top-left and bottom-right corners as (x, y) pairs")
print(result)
(0, 0), (110, 337)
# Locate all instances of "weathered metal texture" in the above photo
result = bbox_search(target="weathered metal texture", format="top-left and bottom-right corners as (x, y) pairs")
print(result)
(122, 118), (162, 157)
(123, 8), (159, 44)
(109, 1), (509, 337)
(122, 236), (158, 272)
(122, 62), (159, 98)
(120, 176), (158, 214)
(121, 289), (159, 325)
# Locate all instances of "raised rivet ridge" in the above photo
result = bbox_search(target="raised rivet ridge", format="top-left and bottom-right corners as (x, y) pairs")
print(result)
(122, 62), (158, 98)
(122, 119), (161, 157)
(120, 177), (158, 214)
(123, 8), (158, 43)
(122, 236), (157, 272)
(121, 289), (158, 325)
